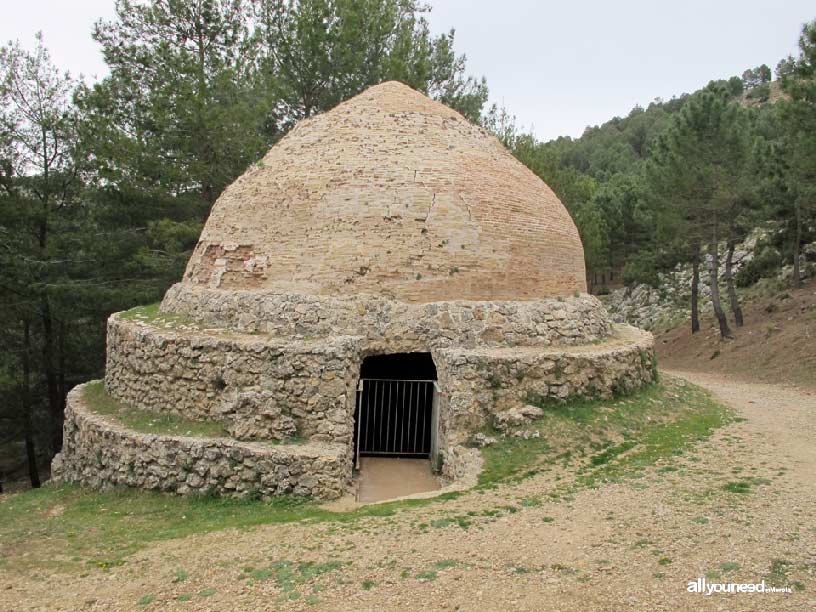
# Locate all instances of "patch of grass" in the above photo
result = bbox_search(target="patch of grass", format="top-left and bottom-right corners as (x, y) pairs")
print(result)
(138, 594), (155, 606)
(722, 481), (751, 494)
(589, 440), (637, 466)
(432, 559), (458, 571)
(242, 560), (345, 598)
(198, 588), (216, 597)
(480, 379), (731, 489)
(244, 566), (273, 582)
(0, 483), (462, 574)
(766, 559), (794, 587)
(172, 569), (188, 583)
(576, 388), (730, 489)
(658, 557), (672, 566)
(176, 593), (193, 602)
(415, 570), (438, 581)
(361, 579), (376, 590)
(84, 381), (227, 438)
(119, 303), (197, 328)
(720, 561), (740, 573)
(721, 477), (772, 495)
(478, 434), (551, 487)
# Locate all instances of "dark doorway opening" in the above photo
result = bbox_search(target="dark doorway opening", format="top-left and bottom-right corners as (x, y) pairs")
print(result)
(354, 353), (437, 463)
(359, 352), (437, 380)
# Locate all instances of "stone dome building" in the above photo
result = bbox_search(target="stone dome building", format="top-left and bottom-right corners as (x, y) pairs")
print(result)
(53, 82), (655, 500)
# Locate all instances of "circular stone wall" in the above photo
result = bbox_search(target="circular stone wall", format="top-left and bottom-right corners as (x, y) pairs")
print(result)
(160, 285), (612, 349)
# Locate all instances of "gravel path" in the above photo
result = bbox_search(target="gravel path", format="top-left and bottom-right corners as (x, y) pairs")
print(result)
(3, 372), (815, 611)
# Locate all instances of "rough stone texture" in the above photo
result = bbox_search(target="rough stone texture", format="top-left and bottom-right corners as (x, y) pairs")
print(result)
(52, 384), (350, 500)
(105, 317), (363, 444)
(493, 405), (545, 432)
(103, 315), (653, 480)
(440, 445), (483, 483)
(436, 325), (656, 445)
(161, 285), (612, 348)
(181, 81), (586, 301)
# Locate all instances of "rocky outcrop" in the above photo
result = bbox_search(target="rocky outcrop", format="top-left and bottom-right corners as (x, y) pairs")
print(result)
(602, 230), (816, 330)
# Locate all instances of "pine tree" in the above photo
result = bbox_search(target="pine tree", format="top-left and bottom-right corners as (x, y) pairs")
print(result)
(777, 19), (816, 289)
(643, 86), (755, 338)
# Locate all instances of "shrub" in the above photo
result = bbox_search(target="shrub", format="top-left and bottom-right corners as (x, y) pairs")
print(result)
(735, 246), (782, 287)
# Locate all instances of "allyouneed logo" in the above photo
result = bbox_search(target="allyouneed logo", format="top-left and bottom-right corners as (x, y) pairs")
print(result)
(688, 578), (792, 596)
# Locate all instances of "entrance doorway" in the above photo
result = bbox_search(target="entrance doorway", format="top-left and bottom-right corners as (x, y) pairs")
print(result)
(354, 353), (438, 469)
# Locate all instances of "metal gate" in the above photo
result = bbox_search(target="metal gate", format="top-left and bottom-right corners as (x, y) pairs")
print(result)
(354, 378), (439, 468)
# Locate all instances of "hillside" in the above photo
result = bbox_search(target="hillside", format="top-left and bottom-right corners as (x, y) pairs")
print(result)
(656, 278), (816, 389)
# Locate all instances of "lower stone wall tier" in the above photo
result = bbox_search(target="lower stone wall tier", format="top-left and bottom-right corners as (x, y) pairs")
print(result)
(51, 384), (351, 500)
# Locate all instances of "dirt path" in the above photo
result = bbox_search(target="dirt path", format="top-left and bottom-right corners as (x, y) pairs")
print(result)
(3, 372), (815, 612)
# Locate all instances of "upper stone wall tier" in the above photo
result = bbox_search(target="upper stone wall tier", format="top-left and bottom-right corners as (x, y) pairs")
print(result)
(105, 316), (362, 445)
(180, 81), (586, 302)
(160, 285), (612, 348)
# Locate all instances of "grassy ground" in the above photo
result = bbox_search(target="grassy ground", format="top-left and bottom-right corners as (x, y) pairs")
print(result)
(478, 376), (730, 489)
(118, 303), (198, 329)
(84, 381), (227, 438)
(0, 377), (729, 575)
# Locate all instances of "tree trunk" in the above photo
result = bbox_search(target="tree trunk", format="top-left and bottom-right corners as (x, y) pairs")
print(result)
(724, 240), (744, 327)
(709, 237), (732, 339)
(691, 250), (700, 334)
(793, 198), (802, 289)
(40, 295), (62, 454)
(58, 320), (67, 415)
(21, 320), (41, 489)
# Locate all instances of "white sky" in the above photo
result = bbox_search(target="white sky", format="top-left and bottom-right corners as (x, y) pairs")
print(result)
(1, 0), (813, 140)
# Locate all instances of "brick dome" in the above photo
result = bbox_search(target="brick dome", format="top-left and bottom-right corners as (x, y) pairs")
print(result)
(182, 81), (586, 302)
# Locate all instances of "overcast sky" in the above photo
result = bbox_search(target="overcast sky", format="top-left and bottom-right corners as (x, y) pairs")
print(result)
(2, 0), (813, 140)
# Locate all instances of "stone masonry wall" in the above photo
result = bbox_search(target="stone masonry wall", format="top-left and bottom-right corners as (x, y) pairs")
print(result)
(435, 325), (655, 446)
(52, 384), (351, 500)
(105, 317), (363, 444)
(161, 285), (612, 349)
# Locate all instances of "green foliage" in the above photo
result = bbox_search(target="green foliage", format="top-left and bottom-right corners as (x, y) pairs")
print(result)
(746, 82), (771, 102)
(257, 0), (488, 123)
(137, 594), (155, 606)
(735, 245), (783, 287)
(742, 64), (772, 90)
(773, 20), (816, 285)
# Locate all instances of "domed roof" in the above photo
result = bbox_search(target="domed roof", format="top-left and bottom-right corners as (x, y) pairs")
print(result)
(182, 81), (586, 302)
